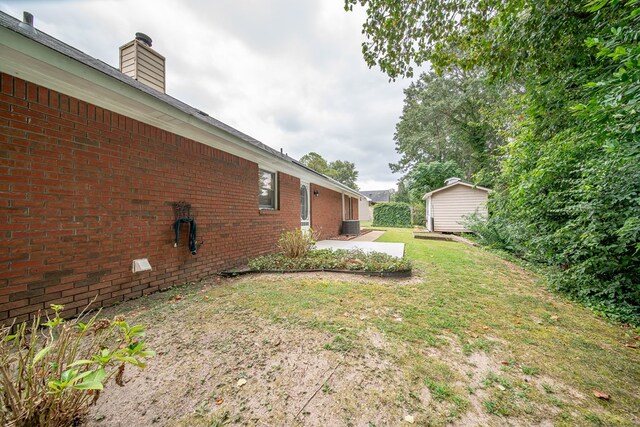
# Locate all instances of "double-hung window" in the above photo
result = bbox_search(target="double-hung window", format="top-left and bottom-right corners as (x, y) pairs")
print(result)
(259, 168), (277, 209)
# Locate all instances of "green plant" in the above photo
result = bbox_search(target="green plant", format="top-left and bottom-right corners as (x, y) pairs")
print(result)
(425, 379), (453, 401)
(248, 249), (412, 273)
(372, 202), (411, 227)
(323, 335), (353, 352)
(277, 228), (318, 258)
(0, 304), (155, 427)
(321, 383), (334, 394)
(521, 366), (539, 376)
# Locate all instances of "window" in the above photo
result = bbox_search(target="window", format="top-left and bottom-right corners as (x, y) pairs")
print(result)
(300, 184), (309, 227)
(259, 169), (277, 209)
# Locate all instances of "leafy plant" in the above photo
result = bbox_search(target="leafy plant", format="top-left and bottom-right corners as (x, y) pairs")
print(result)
(463, 211), (526, 256)
(372, 202), (412, 227)
(0, 304), (155, 427)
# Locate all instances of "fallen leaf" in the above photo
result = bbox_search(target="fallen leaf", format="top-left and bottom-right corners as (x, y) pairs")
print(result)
(550, 315), (559, 321)
(215, 398), (224, 405)
(237, 378), (247, 387)
(501, 361), (510, 366)
(482, 326), (490, 330)
(623, 343), (638, 349)
(404, 414), (415, 424)
(593, 390), (610, 400)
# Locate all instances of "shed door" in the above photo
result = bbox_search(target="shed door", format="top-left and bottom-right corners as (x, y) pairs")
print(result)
(300, 182), (310, 231)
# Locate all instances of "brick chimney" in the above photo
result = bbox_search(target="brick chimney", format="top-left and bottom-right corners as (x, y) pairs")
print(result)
(119, 33), (166, 93)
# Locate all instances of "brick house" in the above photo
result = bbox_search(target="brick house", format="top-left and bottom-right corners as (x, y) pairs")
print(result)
(0, 11), (360, 323)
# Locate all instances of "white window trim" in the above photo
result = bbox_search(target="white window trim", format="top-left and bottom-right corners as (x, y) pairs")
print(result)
(258, 167), (278, 210)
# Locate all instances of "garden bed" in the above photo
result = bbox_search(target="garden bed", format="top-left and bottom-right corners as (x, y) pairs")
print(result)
(328, 229), (374, 241)
(242, 249), (411, 276)
(221, 268), (411, 278)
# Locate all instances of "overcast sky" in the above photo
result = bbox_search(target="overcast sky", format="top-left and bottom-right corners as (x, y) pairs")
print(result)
(1, 0), (416, 190)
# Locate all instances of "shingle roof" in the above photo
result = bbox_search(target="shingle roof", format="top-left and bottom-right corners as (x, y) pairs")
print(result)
(362, 190), (391, 203)
(422, 181), (492, 199)
(0, 11), (358, 196)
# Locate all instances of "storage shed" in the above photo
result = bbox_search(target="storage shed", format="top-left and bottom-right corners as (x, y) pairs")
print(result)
(423, 178), (491, 233)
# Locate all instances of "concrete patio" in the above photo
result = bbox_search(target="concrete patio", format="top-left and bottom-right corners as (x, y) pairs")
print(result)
(314, 230), (405, 258)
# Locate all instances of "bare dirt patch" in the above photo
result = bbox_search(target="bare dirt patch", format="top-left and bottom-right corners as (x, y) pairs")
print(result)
(87, 282), (409, 426)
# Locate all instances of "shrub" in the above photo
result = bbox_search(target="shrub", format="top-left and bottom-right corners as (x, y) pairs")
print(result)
(277, 229), (319, 258)
(463, 212), (526, 256)
(373, 202), (412, 227)
(0, 304), (155, 427)
(249, 249), (412, 273)
(411, 203), (426, 226)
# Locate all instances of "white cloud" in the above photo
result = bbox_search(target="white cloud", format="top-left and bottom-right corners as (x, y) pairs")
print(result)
(1, 0), (413, 190)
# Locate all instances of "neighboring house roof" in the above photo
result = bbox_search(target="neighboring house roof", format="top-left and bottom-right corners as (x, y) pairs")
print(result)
(0, 11), (360, 198)
(422, 181), (492, 199)
(362, 190), (391, 203)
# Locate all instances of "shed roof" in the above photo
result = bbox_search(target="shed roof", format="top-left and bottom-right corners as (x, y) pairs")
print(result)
(362, 190), (391, 203)
(422, 181), (491, 199)
(0, 11), (361, 198)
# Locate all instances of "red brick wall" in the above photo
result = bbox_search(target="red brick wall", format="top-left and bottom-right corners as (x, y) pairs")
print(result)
(310, 184), (343, 239)
(0, 74), (302, 323)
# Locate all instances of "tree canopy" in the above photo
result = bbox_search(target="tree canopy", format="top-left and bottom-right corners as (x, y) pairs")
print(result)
(404, 160), (463, 203)
(299, 152), (360, 190)
(391, 70), (503, 181)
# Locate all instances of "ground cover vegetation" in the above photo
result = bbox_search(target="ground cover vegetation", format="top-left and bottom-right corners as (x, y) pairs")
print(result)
(249, 249), (411, 273)
(347, 0), (640, 322)
(81, 228), (639, 426)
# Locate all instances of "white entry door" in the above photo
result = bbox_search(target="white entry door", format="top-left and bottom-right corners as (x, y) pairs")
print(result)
(300, 182), (310, 231)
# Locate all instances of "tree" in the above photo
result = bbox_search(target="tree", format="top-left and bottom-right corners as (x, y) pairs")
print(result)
(299, 152), (360, 190)
(392, 181), (410, 203)
(404, 161), (463, 203)
(328, 160), (359, 190)
(344, 0), (603, 80)
(299, 152), (330, 175)
(391, 70), (504, 180)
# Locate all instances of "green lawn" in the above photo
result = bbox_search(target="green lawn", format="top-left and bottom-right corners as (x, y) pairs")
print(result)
(90, 227), (640, 426)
